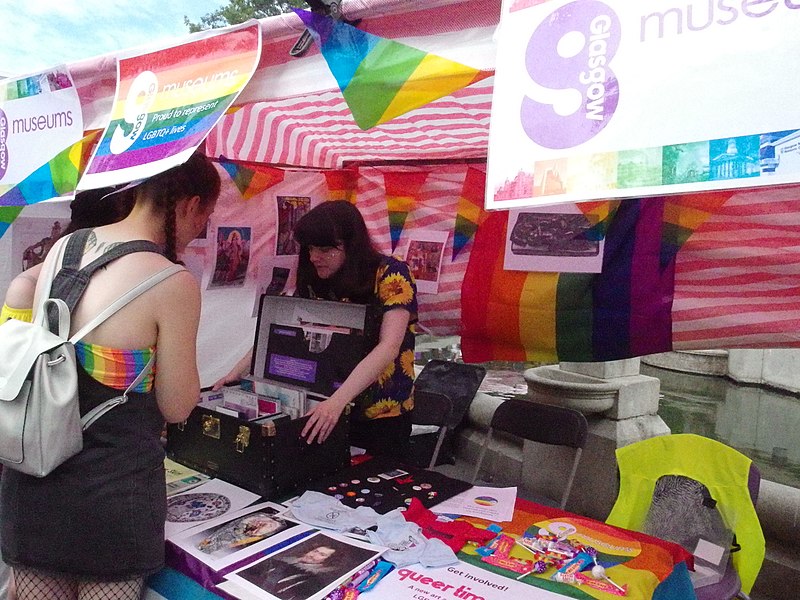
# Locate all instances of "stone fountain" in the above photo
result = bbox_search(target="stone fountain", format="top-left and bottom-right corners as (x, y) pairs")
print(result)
(519, 358), (669, 519)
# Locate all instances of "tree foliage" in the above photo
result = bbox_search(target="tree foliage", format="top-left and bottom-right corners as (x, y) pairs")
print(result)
(185, 0), (306, 32)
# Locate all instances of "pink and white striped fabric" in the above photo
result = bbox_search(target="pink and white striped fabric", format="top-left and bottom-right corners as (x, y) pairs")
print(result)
(356, 165), (484, 335)
(674, 184), (800, 349)
(206, 79), (494, 169)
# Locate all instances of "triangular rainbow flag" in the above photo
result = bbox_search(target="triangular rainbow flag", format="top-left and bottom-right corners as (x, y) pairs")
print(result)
(660, 190), (733, 269)
(293, 8), (491, 130)
(218, 159), (285, 200)
(324, 169), (358, 203)
(383, 171), (428, 252)
(577, 200), (620, 242)
(0, 206), (24, 239)
(0, 131), (98, 239)
(452, 167), (486, 260)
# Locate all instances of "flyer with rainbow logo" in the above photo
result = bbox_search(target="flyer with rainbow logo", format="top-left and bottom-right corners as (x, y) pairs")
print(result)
(80, 21), (261, 189)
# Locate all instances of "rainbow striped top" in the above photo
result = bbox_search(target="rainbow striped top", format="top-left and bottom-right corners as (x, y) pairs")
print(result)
(74, 341), (156, 393)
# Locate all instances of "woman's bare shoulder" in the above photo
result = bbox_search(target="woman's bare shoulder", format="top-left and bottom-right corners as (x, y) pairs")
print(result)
(4, 263), (43, 308)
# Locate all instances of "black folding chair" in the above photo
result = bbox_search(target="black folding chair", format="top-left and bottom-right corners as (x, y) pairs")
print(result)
(471, 398), (589, 509)
(410, 390), (454, 469)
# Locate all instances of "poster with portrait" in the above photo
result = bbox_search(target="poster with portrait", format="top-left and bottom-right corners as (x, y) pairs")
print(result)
(223, 531), (383, 600)
(275, 196), (311, 256)
(209, 225), (252, 289)
(170, 502), (312, 572)
(402, 229), (449, 294)
(11, 213), (71, 275)
(503, 205), (605, 273)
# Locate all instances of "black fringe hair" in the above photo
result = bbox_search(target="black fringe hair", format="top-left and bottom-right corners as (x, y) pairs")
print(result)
(293, 200), (383, 303)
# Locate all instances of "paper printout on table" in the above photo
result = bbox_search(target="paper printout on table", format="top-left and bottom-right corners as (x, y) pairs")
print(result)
(431, 486), (517, 522)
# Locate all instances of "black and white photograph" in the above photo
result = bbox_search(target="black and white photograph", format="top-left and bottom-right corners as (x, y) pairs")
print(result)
(225, 531), (383, 600)
(504, 207), (605, 274)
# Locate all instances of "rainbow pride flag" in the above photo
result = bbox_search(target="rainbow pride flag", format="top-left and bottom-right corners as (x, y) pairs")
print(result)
(461, 191), (738, 363)
(293, 9), (491, 130)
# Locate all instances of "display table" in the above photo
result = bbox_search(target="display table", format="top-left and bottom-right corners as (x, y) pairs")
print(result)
(148, 492), (695, 600)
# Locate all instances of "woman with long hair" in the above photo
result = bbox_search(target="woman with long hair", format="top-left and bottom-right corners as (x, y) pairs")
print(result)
(292, 201), (417, 455)
(0, 151), (220, 600)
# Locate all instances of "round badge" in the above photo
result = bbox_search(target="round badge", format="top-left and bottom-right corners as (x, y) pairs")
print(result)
(412, 486), (422, 491)
(374, 493), (383, 498)
(346, 491), (357, 497)
(351, 479), (361, 485)
(361, 489), (371, 494)
(334, 494), (344, 500)
(367, 477), (381, 484)
(327, 486), (338, 492)
(420, 483), (432, 490)
(404, 497), (413, 505)
(355, 497), (366, 503)
(428, 491), (438, 498)
(338, 482), (349, 488)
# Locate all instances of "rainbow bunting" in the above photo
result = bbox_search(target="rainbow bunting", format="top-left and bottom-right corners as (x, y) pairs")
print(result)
(660, 191), (731, 269)
(461, 192), (737, 363)
(577, 200), (620, 242)
(452, 167), (486, 260)
(293, 8), (491, 130)
(324, 169), (358, 203)
(0, 131), (98, 240)
(0, 206), (24, 239)
(383, 171), (428, 252)
(218, 159), (285, 200)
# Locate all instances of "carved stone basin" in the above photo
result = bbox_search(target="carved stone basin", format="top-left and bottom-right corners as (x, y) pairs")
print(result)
(523, 365), (619, 414)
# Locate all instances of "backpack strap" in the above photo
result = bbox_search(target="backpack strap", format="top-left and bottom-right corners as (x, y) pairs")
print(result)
(72, 263), (186, 430)
(69, 264), (185, 344)
(50, 228), (164, 313)
(32, 235), (70, 324)
(46, 229), (164, 333)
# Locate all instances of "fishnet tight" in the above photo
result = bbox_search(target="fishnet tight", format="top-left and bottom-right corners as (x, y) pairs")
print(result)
(13, 568), (144, 600)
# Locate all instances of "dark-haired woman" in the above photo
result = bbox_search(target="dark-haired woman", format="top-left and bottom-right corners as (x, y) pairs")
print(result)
(214, 201), (418, 458)
(293, 201), (418, 456)
(0, 152), (220, 600)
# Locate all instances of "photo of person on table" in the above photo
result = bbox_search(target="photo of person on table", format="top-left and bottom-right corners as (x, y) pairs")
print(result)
(236, 533), (377, 600)
(214, 200), (418, 459)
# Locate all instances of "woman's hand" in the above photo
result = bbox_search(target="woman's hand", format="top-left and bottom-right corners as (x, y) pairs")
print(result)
(212, 348), (253, 391)
(301, 397), (347, 444)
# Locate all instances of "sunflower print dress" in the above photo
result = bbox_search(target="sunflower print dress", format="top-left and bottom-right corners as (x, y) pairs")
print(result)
(356, 255), (418, 421)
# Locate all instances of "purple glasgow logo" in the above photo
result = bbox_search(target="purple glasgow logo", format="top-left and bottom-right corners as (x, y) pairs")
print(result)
(521, 0), (621, 150)
(0, 108), (8, 180)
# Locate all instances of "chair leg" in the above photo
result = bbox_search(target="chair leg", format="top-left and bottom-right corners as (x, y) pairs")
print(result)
(559, 448), (583, 510)
(471, 428), (493, 484)
(428, 426), (448, 470)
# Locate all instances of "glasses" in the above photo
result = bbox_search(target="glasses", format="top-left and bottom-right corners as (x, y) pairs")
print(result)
(307, 245), (343, 257)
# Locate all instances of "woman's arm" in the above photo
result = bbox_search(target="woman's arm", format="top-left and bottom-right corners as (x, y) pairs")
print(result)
(301, 307), (410, 444)
(3, 263), (42, 309)
(152, 271), (203, 422)
(212, 348), (253, 390)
